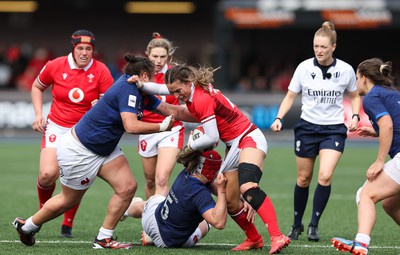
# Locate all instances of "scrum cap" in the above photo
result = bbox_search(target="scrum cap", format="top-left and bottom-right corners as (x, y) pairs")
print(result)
(71, 29), (95, 49)
(195, 150), (222, 184)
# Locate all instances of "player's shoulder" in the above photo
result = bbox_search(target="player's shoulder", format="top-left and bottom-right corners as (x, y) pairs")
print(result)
(335, 58), (354, 71)
(45, 55), (67, 66)
(295, 58), (314, 72)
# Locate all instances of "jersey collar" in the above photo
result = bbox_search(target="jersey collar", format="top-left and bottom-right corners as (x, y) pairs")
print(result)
(188, 83), (195, 102)
(68, 53), (93, 71)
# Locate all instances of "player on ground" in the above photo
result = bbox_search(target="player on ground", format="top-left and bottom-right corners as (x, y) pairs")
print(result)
(31, 29), (113, 238)
(270, 21), (361, 242)
(331, 58), (400, 255)
(124, 149), (228, 248)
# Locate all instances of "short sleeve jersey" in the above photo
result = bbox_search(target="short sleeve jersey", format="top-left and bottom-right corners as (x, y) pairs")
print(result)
(186, 84), (251, 142)
(155, 170), (215, 247)
(288, 57), (357, 125)
(75, 75), (160, 156)
(141, 64), (183, 127)
(37, 53), (114, 127)
(363, 85), (400, 158)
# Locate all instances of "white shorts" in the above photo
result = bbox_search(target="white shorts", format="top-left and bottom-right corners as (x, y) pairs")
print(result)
(383, 153), (400, 184)
(141, 194), (167, 247)
(41, 119), (70, 149)
(57, 130), (124, 190)
(219, 127), (267, 173)
(138, 125), (184, 157)
(356, 153), (400, 204)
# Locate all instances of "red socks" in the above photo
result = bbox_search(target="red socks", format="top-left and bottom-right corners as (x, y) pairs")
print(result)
(230, 207), (261, 241)
(256, 196), (282, 237)
(62, 203), (80, 227)
(37, 177), (55, 209)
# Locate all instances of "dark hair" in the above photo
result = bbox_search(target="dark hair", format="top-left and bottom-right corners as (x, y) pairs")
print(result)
(357, 58), (395, 89)
(165, 65), (219, 94)
(177, 147), (202, 173)
(122, 53), (155, 79)
(71, 30), (95, 48)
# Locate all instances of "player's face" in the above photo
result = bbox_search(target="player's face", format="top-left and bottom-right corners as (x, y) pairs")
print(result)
(148, 47), (168, 73)
(73, 43), (94, 68)
(356, 70), (367, 96)
(313, 35), (335, 66)
(167, 80), (191, 102)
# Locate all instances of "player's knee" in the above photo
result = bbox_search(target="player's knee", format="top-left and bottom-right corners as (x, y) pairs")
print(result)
(38, 169), (59, 186)
(119, 181), (137, 201)
(145, 178), (155, 190)
(238, 163), (262, 187)
(242, 188), (267, 211)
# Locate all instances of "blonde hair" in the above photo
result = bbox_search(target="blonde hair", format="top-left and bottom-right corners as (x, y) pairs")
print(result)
(314, 21), (337, 45)
(165, 65), (220, 94)
(145, 32), (176, 59)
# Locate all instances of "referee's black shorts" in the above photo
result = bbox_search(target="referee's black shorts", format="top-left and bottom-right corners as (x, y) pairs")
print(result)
(293, 119), (347, 158)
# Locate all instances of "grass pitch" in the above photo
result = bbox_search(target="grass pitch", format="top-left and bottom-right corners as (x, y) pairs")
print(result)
(0, 135), (398, 255)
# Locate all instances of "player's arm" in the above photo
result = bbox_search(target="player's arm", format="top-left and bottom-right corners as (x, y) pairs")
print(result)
(31, 78), (47, 133)
(348, 89), (361, 132)
(188, 119), (219, 151)
(127, 75), (170, 95)
(270, 90), (297, 132)
(366, 114), (392, 181)
(152, 101), (197, 122)
(201, 173), (227, 229)
(121, 111), (174, 133)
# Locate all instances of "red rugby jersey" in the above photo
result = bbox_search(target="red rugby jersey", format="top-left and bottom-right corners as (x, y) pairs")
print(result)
(186, 84), (250, 142)
(37, 54), (113, 127)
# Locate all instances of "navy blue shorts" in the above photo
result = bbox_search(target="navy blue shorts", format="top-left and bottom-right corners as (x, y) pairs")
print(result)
(293, 119), (347, 158)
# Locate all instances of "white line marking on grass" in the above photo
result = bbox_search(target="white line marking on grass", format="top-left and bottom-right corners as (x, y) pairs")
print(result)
(1, 240), (399, 250)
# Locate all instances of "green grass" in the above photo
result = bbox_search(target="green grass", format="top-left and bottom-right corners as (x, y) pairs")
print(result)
(0, 138), (399, 255)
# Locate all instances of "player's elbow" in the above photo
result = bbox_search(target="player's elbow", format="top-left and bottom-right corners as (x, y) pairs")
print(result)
(212, 220), (226, 230)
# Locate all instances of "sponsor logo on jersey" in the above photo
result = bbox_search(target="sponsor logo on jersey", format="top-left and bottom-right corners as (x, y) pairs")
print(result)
(68, 88), (84, 103)
(128, 95), (137, 107)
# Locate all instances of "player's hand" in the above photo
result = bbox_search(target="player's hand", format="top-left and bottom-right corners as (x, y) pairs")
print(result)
(242, 200), (256, 223)
(357, 126), (377, 137)
(32, 115), (45, 133)
(214, 173), (227, 190)
(270, 118), (282, 132)
(159, 114), (174, 132)
(348, 117), (359, 132)
(366, 160), (384, 181)
(127, 75), (143, 89)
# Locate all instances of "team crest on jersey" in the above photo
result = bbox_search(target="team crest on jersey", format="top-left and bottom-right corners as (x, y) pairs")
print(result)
(68, 88), (84, 103)
(62, 73), (68, 80)
(140, 140), (148, 151)
(49, 134), (57, 143)
(87, 73), (95, 83)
